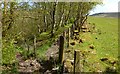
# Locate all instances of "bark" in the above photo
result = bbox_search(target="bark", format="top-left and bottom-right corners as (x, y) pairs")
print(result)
(64, 3), (72, 25)
(59, 4), (65, 27)
(2, 0), (7, 36)
(81, 14), (89, 26)
(7, 2), (14, 30)
(43, 2), (47, 32)
(3, 0), (7, 15)
(2, 2), (15, 37)
(37, 24), (41, 33)
(51, 2), (57, 37)
(73, 3), (81, 30)
(78, 14), (89, 32)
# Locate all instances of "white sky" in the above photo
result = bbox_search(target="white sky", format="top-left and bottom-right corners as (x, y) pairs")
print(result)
(90, 0), (119, 14)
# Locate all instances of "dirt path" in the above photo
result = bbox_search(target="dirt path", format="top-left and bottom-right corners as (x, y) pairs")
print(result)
(45, 44), (59, 60)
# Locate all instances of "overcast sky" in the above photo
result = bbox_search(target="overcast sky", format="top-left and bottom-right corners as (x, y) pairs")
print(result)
(90, 0), (119, 15)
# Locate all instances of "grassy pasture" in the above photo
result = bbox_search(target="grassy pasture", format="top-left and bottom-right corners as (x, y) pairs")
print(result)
(88, 16), (118, 58)
(71, 16), (118, 72)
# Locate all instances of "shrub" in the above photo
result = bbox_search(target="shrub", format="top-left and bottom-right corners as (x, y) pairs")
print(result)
(2, 39), (16, 65)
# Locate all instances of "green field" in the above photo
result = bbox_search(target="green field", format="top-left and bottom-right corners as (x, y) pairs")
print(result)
(88, 16), (118, 58)
(70, 17), (118, 72)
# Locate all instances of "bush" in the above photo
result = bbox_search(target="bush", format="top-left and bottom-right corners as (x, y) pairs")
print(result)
(2, 39), (16, 65)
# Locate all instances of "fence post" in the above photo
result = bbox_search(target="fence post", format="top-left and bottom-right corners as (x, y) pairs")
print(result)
(74, 50), (81, 74)
(34, 35), (36, 58)
(67, 28), (70, 48)
(59, 36), (64, 73)
(70, 25), (74, 39)
(63, 31), (66, 40)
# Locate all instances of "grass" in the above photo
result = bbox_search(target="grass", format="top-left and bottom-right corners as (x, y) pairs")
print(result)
(70, 16), (118, 72)
(88, 17), (118, 58)
(2, 16), (118, 73)
(36, 39), (53, 60)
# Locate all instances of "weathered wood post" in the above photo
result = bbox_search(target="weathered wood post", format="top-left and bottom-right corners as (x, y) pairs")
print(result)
(63, 31), (66, 40)
(70, 25), (74, 39)
(74, 50), (81, 74)
(27, 44), (30, 57)
(34, 35), (36, 58)
(63, 31), (67, 48)
(24, 39), (30, 58)
(67, 28), (70, 48)
(59, 36), (64, 73)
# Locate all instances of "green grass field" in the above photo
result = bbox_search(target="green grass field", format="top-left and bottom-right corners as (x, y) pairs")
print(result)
(71, 16), (118, 72)
(88, 17), (118, 58)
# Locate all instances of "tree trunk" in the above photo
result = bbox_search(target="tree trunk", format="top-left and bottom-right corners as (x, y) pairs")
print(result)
(64, 3), (72, 25)
(7, 2), (14, 30)
(51, 2), (57, 37)
(2, 0), (7, 37)
(67, 28), (70, 48)
(43, 3), (47, 32)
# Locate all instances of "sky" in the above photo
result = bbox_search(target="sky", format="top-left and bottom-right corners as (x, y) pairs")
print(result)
(0, 0), (119, 15)
(90, 0), (119, 15)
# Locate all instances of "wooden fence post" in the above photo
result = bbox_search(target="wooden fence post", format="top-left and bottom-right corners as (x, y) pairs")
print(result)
(70, 25), (74, 39)
(27, 44), (29, 57)
(63, 31), (66, 40)
(34, 35), (36, 58)
(59, 36), (64, 73)
(67, 28), (70, 48)
(74, 50), (81, 73)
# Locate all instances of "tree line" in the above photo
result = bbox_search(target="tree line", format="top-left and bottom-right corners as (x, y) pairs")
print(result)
(1, 1), (100, 64)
